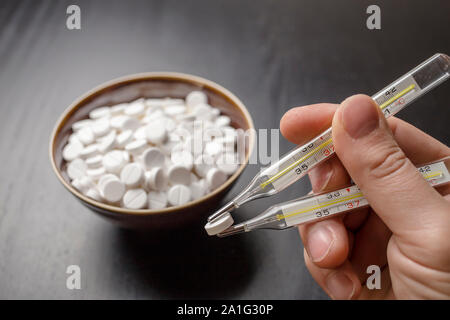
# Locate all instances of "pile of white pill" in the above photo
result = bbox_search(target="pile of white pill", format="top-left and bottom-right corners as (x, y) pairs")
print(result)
(63, 91), (240, 210)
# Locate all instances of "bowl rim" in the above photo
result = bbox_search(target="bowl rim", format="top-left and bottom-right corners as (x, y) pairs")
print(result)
(49, 72), (255, 216)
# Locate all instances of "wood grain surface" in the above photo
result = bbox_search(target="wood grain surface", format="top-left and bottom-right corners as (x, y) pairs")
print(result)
(0, 0), (449, 299)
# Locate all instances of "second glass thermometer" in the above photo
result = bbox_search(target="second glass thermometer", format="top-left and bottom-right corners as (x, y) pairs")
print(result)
(205, 53), (450, 235)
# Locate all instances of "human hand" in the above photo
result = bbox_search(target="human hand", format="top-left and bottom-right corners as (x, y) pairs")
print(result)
(280, 94), (450, 299)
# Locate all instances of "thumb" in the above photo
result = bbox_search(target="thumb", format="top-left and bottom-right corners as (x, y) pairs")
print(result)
(331, 94), (446, 237)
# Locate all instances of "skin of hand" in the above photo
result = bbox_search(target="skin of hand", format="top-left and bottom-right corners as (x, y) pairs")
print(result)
(280, 94), (450, 299)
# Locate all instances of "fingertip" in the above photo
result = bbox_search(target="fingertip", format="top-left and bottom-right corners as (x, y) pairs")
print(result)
(280, 103), (338, 145)
(302, 218), (349, 268)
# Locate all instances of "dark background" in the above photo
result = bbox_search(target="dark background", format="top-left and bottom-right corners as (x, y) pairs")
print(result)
(0, 0), (448, 299)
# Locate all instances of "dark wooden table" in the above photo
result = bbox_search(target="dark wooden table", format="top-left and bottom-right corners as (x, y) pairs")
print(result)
(0, 0), (448, 299)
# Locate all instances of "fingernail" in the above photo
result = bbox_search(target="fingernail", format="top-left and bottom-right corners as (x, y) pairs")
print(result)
(326, 272), (355, 300)
(308, 161), (333, 192)
(307, 226), (335, 262)
(340, 95), (379, 139)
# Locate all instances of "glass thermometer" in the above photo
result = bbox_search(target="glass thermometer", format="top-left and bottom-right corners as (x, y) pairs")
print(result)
(216, 157), (450, 237)
(206, 53), (450, 234)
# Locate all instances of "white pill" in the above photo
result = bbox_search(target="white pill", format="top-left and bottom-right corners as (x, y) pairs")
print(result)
(215, 115), (231, 127)
(215, 135), (236, 150)
(116, 130), (133, 148)
(87, 166), (105, 181)
(125, 139), (148, 156)
(167, 185), (191, 206)
(186, 91), (207, 108)
(97, 130), (116, 153)
(89, 106), (111, 119)
(110, 115), (128, 129)
(133, 126), (147, 140)
(145, 98), (165, 108)
(76, 126), (95, 145)
(71, 178), (85, 192)
(110, 103), (127, 115)
(167, 165), (191, 185)
(72, 119), (93, 132)
(101, 179), (125, 203)
(171, 150), (194, 171)
(204, 212), (234, 236)
(148, 191), (168, 209)
(91, 118), (111, 137)
(98, 173), (119, 189)
(118, 116), (140, 131)
(141, 147), (165, 170)
(216, 153), (239, 175)
(80, 144), (99, 159)
(79, 176), (96, 190)
(194, 104), (215, 121)
(194, 154), (215, 177)
(165, 104), (186, 116)
(124, 99), (145, 117)
(85, 155), (103, 168)
(62, 141), (84, 161)
(144, 109), (165, 122)
(144, 167), (167, 191)
(122, 189), (147, 209)
(86, 188), (102, 201)
(205, 141), (223, 158)
(120, 163), (144, 188)
(190, 181), (206, 200)
(67, 158), (87, 180)
(206, 168), (227, 190)
(162, 117), (177, 131)
(145, 121), (167, 145)
(103, 150), (128, 174)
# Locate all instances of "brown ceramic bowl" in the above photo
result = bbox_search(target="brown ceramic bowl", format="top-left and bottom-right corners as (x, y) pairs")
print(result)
(49, 72), (255, 229)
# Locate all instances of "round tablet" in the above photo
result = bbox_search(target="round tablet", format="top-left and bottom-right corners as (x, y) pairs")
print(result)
(167, 185), (191, 207)
(190, 181), (206, 200)
(102, 179), (125, 203)
(216, 153), (239, 175)
(122, 189), (147, 209)
(148, 191), (168, 209)
(110, 103), (127, 115)
(119, 116), (140, 131)
(204, 212), (234, 236)
(97, 130), (116, 153)
(215, 115), (231, 127)
(67, 158), (87, 180)
(145, 167), (167, 191)
(89, 106), (111, 119)
(125, 139), (147, 156)
(103, 150), (127, 174)
(124, 99), (145, 117)
(76, 126), (95, 145)
(80, 144), (99, 159)
(167, 165), (191, 185)
(145, 121), (167, 145)
(120, 163), (144, 188)
(115, 130), (133, 148)
(186, 91), (207, 108)
(87, 166), (105, 181)
(62, 141), (84, 161)
(85, 188), (102, 201)
(98, 173), (119, 189)
(206, 168), (227, 190)
(133, 126), (147, 140)
(171, 150), (194, 171)
(72, 119), (93, 132)
(204, 141), (223, 158)
(85, 155), (103, 169)
(141, 147), (165, 170)
(91, 118), (110, 137)
(194, 154), (215, 177)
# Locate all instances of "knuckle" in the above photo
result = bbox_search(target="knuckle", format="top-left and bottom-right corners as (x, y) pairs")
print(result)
(368, 144), (408, 181)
